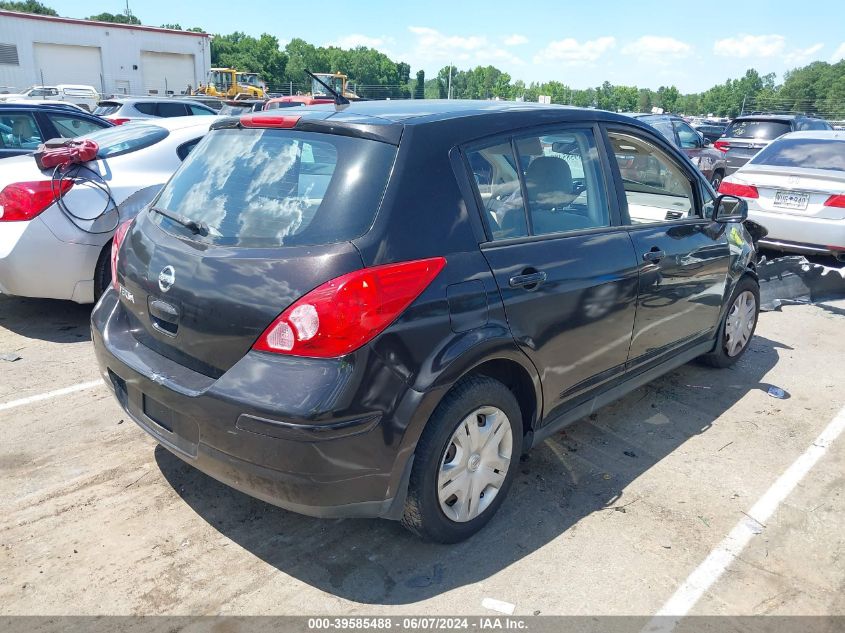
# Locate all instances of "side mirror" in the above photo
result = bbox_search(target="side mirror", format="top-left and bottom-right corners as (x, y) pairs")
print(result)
(714, 194), (748, 223)
(701, 135), (712, 147)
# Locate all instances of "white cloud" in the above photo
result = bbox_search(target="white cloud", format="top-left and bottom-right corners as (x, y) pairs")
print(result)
(622, 36), (691, 64)
(533, 36), (616, 65)
(713, 34), (785, 58)
(504, 34), (528, 46)
(830, 42), (845, 62)
(406, 26), (523, 66)
(784, 43), (824, 65)
(327, 34), (391, 49)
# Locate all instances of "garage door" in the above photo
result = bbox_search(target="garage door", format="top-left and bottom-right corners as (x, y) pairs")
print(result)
(33, 43), (102, 90)
(141, 51), (196, 95)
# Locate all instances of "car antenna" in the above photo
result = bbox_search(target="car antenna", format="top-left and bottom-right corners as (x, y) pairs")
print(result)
(304, 69), (350, 106)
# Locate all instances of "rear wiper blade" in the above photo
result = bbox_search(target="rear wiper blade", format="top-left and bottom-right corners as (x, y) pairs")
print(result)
(150, 206), (208, 235)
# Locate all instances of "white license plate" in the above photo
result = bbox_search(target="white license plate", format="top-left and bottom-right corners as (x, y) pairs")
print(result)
(774, 190), (810, 210)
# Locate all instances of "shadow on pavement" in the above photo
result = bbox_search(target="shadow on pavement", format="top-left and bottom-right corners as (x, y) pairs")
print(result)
(155, 334), (790, 605)
(0, 295), (92, 343)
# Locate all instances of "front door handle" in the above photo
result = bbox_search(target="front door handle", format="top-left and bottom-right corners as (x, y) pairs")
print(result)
(643, 249), (666, 263)
(509, 271), (547, 289)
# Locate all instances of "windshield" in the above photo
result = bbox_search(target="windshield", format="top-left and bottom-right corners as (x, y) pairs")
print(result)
(312, 75), (343, 96)
(724, 119), (791, 140)
(750, 137), (845, 171)
(81, 123), (169, 158)
(151, 128), (397, 247)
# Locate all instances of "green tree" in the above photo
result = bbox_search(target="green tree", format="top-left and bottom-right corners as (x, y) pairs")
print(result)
(87, 12), (141, 24)
(211, 32), (288, 91)
(0, 0), (56, 15)
(414, 70), (425, 99)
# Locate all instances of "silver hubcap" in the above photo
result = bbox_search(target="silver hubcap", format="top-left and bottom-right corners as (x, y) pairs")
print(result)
(725, 290), (756, 357)
(438, 406), (513, 523)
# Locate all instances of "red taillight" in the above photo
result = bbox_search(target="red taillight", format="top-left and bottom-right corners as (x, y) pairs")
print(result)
(0, 180), (73, 222)
(108, 117), (131, 125)
(110, 219), (133, 291)
(824, 194), (845, 208)
(253, 257), (447, 358)
(719, 181), (759, 199)
(714, 140), (730, 153)
(240, 114), (301, 129)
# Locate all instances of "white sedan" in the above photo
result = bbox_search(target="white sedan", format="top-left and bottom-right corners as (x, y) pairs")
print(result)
(719, 130), (845, 261)
(0, 116), (221, 303)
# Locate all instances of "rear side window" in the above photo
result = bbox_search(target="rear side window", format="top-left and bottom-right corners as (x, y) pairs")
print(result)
(750, 138), (845, 171)
(152, 128), (398, 247)
(134, 102), (157, 116)
(724, 119), (791, 140)
(94, 102), (120, 116)
(80, 124), (169, 158)
(188, 105), (213, 116)
(157, 102), (187, 117)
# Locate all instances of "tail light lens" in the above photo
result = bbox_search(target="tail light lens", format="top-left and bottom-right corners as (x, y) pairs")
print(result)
(0, 180), (73, 222)
(108, 117), (131, 125)
(714, 140), (730, 153)
(240, 114), (301, 128)
(110, 219), (133, 291)
(253, 257), (447, 358)
(719, 181), (759, 199)
(824, 194), (845, 208)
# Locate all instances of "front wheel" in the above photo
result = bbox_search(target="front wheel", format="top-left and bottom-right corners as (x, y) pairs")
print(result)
(401, 375), (522, 543)
(700, 276), (759, 368)
(710, 170), (724, 192)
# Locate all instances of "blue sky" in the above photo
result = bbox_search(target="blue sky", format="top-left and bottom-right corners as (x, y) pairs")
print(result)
(47, 0), (845, 92)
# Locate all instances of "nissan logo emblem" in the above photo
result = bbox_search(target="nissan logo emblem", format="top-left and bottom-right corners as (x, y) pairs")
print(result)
(158, 266), (176, 293)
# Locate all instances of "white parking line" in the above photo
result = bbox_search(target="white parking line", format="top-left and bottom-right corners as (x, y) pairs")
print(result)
(645, 403), (845, 632)
(0, 380), (104, 412)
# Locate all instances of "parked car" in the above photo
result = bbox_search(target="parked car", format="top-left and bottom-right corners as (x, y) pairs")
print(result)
(265, 95), (331, 109)
(693, 120), (727, 143)
(93, 98), (216, 124)
(0, 116), (220, 303)
(93, 101), (759, 543)
(719, 130), (845, 261)
(716, 114), (832, 175)
(217, 99), (268, 115)
(633, 114), (728, 189)
(0, 102), (112, 159)
(0, 84), (100, 111)
(1, 98), (89, 113)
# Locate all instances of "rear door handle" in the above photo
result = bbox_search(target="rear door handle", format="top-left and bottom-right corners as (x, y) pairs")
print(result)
(509, 271), (547, 288)
(642, 250), (666, 263)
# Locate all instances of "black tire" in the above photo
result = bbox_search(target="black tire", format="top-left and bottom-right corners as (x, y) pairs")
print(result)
(93, 242), (112, 302)
(699, 275), (759, 368)
(401, 375), (522, 543)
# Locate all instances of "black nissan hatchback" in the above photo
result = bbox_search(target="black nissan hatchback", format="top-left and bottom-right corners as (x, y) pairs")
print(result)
(92, 101), (760, 543)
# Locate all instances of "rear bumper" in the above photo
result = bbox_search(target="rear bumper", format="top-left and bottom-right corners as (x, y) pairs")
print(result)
(748, 208), (845, 257)
(91, 290), (437, 519)
(0, 216), (100, 303)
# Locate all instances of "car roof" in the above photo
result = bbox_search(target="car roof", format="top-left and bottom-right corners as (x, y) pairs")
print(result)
(102, 97), (213, 106)
(731, 114), (813, 121)
(777, 130), (845, 141)
(123, 115), (225, 131)
(0, 102), (97, 114)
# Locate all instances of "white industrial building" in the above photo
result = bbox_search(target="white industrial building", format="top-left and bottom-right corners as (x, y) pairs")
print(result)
(0, 10), (211, 96)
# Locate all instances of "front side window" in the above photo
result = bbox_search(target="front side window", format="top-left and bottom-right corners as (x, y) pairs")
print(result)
(608, 131), (697, 224)
(46, 114), (105, 138)
(0, 112), (42, 149)
(157, 102), (188, 117)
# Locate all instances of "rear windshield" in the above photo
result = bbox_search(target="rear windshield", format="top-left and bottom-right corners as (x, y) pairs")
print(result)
(750, 138), (845, 171)
(94, 103), (120, 116)
(151, 128), (398, 247)
(724, 119), (791, 140)
(80, 123), (169, 158)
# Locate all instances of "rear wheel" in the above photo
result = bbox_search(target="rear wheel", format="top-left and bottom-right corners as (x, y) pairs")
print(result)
(700, 276), (759, 368)
(401, 375), (522, 543)
(93, 242), (112, 302)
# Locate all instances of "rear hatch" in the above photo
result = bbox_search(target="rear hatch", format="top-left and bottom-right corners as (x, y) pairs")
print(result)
(720, 119), (792, 170)
(116, 118), (399, 377)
